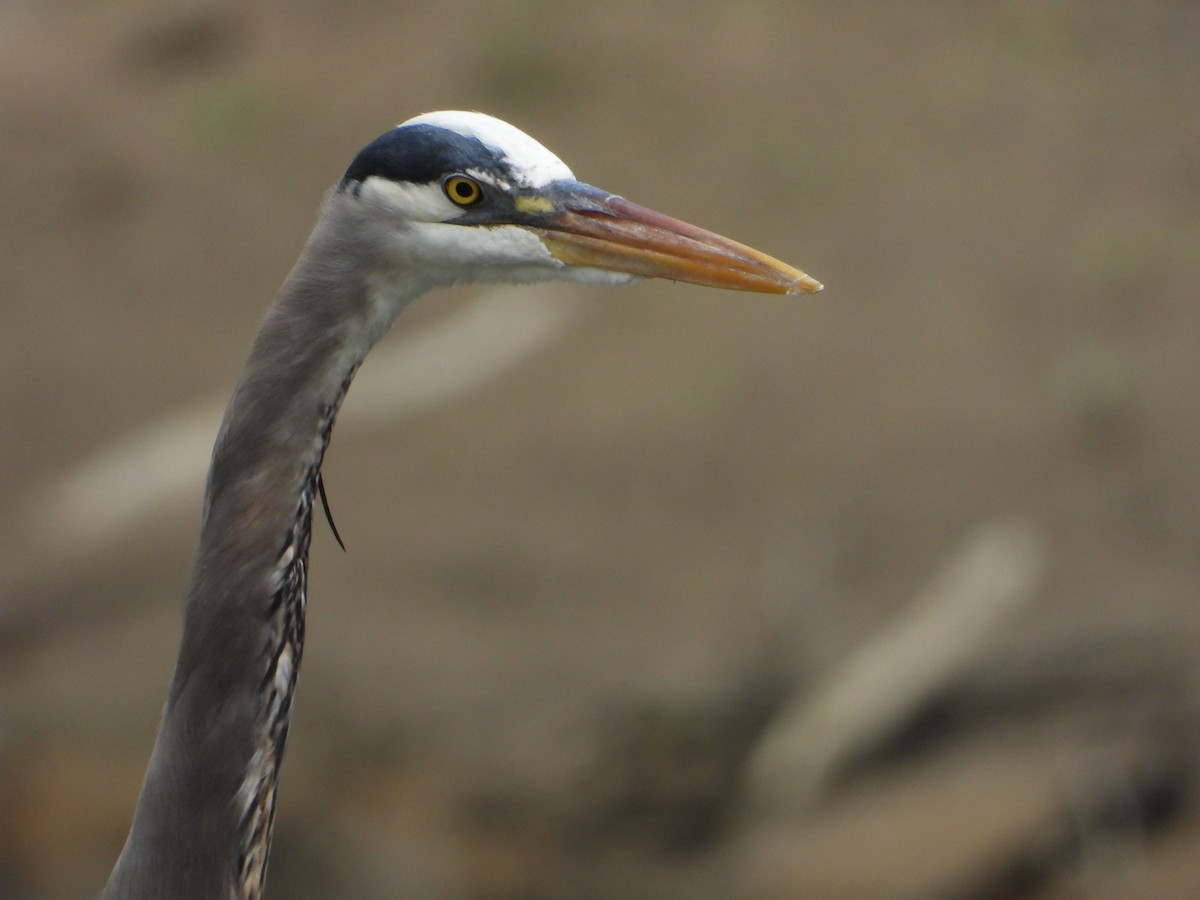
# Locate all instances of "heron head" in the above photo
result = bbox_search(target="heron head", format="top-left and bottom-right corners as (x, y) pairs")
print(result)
(337, 110), (822, 295)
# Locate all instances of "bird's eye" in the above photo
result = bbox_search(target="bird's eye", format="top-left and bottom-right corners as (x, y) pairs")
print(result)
(444, 175), (483, 207)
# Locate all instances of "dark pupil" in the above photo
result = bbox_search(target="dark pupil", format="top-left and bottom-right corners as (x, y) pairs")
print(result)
(455, 181), (474, 199)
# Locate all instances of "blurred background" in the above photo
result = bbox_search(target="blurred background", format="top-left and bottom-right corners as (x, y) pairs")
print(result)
(2, 2), (1199, 897)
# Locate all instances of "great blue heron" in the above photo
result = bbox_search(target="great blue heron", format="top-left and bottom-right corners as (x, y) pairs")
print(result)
(100, 111), (822, 899)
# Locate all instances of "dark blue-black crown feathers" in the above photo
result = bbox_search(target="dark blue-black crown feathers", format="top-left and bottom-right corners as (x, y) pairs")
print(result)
(340, 124), (508, 189)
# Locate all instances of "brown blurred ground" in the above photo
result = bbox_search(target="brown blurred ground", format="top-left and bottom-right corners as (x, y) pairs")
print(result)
(2, 2), (1199, 898)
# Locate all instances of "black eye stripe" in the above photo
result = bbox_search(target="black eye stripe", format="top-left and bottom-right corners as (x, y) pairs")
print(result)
(340, 124), (507, 189)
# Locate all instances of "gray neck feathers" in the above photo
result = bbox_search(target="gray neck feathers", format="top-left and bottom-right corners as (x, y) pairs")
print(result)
(103, 196), (411, 900)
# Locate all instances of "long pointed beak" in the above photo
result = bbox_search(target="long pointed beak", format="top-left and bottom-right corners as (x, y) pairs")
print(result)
(526, 184), (823, 296)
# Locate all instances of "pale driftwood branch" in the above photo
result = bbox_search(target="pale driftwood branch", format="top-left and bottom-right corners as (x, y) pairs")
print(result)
(745, 518), (1048, 812)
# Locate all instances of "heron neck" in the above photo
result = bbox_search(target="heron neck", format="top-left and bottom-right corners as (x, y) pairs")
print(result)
(104, 204), (420, 899)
